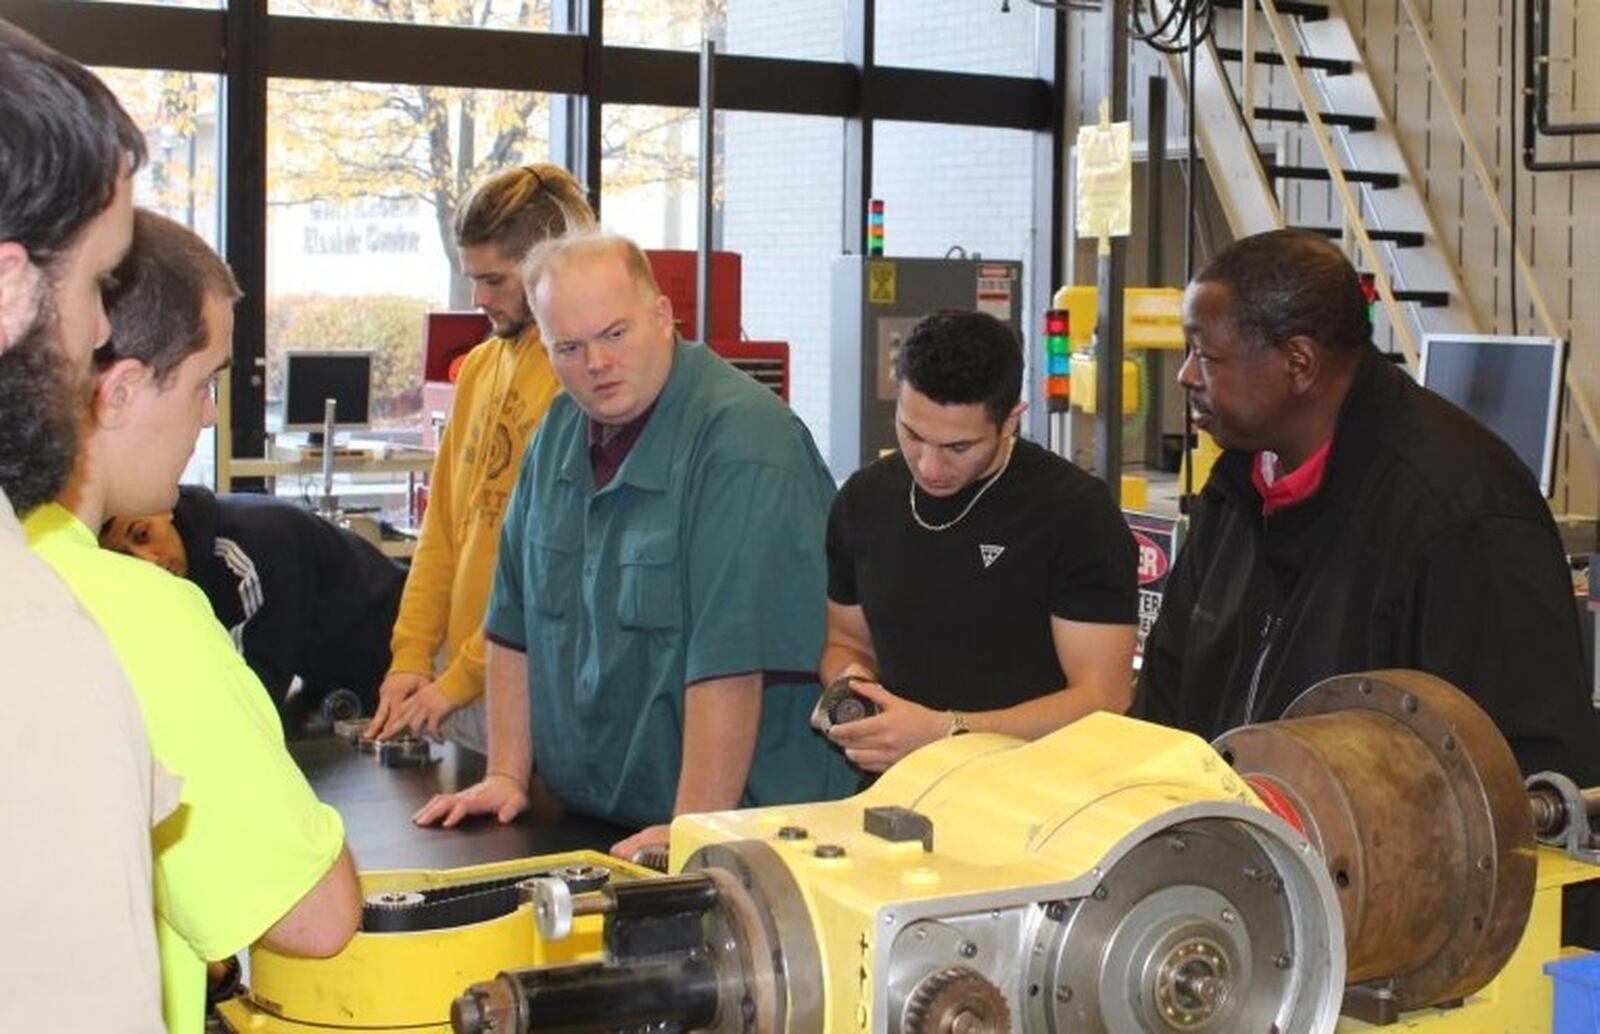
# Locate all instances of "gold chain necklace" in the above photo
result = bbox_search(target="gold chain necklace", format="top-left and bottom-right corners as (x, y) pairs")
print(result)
(908, 440), (1014, 532)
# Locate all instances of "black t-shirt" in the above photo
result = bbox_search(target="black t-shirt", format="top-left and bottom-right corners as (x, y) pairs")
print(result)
(826, 439), (1137, 712)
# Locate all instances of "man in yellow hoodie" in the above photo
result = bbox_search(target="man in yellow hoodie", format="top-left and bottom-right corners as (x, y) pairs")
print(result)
(369, 165), (594, 746)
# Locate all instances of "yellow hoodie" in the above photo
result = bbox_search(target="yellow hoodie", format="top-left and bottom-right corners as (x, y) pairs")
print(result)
(388, 322), (560, 705)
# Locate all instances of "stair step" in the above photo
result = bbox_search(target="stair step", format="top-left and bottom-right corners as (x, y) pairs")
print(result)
(1266, 164), (1402, 189)
(1296, 225), (1427, 247)
(1214, 0), (1329, 20)
(1217, 47), (1354, 75)
(1392, 289), (1450, 307)
(1255, 106), (1376, 131)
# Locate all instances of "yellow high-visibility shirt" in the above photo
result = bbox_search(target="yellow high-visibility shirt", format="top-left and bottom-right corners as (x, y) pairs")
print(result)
(26, 503), (345, 1034)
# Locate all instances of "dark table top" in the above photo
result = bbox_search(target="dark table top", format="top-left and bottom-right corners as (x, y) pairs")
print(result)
(290, 736), (627, 872)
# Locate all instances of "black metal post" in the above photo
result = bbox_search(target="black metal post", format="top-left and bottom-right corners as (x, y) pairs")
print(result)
(1144, 73), (1167, 471)
(223, 0), (268, 485)
(1093, 0), (1129, 498)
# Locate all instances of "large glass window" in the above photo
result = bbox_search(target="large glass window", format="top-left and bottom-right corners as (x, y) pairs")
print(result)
(600, 104), (700, 248)
(267, 0), (553, 33)
(871, 121), (1035, 271)
(720, 111), (843, 447)
(96, 66), (224, 487)
(266, 77), (560, 520)
(606, 0), (844, 59)
(725, 0), (844, 60)
(605, 0), (717, 50)
(871, 118), (1038, 408)
(77, 0), (220, 8)
(875, 1), (1038, 77)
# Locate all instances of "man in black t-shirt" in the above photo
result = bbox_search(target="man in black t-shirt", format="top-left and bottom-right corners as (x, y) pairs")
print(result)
(820, 310), (1138, 773)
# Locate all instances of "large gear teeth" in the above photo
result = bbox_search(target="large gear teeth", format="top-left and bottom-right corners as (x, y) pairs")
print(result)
(901, 965), (1011, 1034)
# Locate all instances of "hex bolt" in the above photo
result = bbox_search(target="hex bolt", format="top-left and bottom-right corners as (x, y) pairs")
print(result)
(776, 825), (809, 840)
(814, 844), (845, 859)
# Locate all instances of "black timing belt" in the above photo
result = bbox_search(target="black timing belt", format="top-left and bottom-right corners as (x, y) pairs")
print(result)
(362, 865), (611, 934)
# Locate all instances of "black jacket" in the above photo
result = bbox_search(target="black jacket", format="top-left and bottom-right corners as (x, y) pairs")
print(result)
(1134, 347), (1599, 787)
(173, 486), (405, 710)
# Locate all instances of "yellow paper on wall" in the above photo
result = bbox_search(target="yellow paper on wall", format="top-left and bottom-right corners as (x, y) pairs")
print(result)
(1076, 101), (1132, 253)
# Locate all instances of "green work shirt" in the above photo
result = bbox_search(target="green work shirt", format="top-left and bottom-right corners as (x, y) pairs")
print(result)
(485, 341), (856, 827)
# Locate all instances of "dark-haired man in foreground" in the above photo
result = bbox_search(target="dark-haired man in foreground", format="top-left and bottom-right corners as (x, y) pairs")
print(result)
(0, 19), (173, 1032)
(820, 310), (1138, 773)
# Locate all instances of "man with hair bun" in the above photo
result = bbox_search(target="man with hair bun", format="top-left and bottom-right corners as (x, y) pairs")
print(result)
(370, 164), (595, 745)
(819, 309), (1139, 773)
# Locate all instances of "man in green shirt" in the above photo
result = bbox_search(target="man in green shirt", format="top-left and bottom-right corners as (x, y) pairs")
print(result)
(26, 209), (359, 1034)
(414, 232), (855, 858)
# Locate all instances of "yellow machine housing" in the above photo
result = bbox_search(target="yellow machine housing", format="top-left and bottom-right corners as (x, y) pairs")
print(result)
(216, 850), (653, 1033)
(671, 714), (1344, 1032)
(449, 671), (1600, 1034)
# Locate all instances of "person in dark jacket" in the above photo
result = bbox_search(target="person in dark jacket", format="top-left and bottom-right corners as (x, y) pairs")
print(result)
(101, 485), (404, 723)
(1132, 228), (1600, 941)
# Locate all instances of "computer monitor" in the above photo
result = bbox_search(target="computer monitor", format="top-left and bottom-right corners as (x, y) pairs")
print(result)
(282, 350), (373, 436)
(1418, 333), (1566, 496)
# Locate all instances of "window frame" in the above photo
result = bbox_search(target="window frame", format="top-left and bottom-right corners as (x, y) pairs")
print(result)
(11, 0), (1065, 474)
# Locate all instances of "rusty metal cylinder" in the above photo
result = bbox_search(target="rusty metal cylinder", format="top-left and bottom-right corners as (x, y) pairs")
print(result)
(1213, 670), (1535, 1013)
(1220, 709), (1459, 981)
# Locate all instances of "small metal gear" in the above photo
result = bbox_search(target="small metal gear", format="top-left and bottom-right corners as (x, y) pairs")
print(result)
(902, 965), (1011, 1034)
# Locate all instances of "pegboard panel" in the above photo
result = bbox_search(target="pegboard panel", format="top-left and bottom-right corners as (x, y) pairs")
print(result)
(1349, 0), (1597, 514)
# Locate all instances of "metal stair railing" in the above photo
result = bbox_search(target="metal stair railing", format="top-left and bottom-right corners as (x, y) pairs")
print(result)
(1284, 1), (1484, 350)
(1252, 0), (1419, 367)
(1161, 27), (1285, 237)
(1394, 0), (1599, 452)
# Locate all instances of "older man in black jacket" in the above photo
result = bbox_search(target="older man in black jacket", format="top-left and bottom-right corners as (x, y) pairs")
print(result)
(1134, 228), (1599, 941)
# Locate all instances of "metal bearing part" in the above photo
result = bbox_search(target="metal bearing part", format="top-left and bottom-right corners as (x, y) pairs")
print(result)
(365, 890), (425, 910)
(551, 863), (613, 894)
(333, 718), (368, 743)
(377, 735), (434, 767)
(519, 877), (575, 940)
(1152, 936), (1232, 1028)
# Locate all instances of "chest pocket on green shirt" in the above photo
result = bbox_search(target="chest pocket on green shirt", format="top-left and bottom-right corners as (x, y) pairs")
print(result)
(531, 526), (581, 618)
(616, 528), (681, 631)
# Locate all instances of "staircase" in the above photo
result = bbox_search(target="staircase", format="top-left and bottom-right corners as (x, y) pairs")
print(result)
(1167, 0), (1481, 368)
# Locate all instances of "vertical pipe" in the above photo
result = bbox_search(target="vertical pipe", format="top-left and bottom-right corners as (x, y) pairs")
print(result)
(1241, 0), (1255, 123)
(1093, 0), (1129, 499)
(696, 38), (716, 343)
